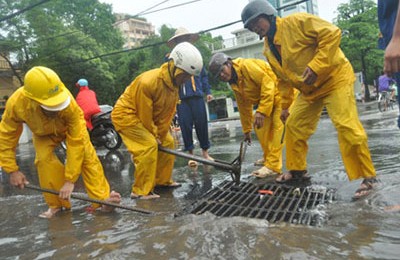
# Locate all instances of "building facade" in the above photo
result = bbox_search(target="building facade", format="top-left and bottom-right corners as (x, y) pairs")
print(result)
(113, 14), (155, 49)
(0, 54), (19, 108)
(269, 0), (318, 17)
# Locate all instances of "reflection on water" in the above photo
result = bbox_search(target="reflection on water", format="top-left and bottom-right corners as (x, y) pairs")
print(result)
(1, 103), (400, 259)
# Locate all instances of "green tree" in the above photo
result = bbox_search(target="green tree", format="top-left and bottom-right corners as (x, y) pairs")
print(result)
(0, 0), (124, 104)
(335, 0), (384, 100)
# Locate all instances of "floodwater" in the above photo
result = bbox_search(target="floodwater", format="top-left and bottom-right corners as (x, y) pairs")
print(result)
(1, 102), (400, 259)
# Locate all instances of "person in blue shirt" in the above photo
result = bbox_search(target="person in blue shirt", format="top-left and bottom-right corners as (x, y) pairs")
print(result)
(378, 0), (400, 127)
(167, 27), (214, 166)
(378, 71), (396, 100)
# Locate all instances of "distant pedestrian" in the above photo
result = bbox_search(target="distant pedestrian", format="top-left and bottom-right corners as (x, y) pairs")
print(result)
(167, 27), (214, 167)
(378, 71), (396, 100)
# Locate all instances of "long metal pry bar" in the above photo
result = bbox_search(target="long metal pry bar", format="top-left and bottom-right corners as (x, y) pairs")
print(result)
(158, 141), (247, 185)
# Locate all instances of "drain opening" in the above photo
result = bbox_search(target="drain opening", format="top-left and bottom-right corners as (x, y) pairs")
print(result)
(179, 180), (336, 226)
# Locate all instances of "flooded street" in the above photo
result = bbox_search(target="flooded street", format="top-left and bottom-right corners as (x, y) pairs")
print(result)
(1, 102), (400, 259)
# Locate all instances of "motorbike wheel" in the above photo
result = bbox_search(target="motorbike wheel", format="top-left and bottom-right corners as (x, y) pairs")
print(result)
(104, 127), (122, 150)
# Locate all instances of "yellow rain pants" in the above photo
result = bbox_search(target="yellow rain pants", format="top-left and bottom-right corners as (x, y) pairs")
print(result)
(254, 106), (283, 173)
(118, 123), (175, 195)
(33, 134), (110, 209)
(0, 88), (111, 209)
(285, 84), (375, 180)
(112, 63), (180, 195)
(230, 58), (284, 173)
(262, 13), (376, 180)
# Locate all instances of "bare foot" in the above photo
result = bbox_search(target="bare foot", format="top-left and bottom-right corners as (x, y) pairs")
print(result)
(384, 205), (400, 212)
(101, 191), (121, 212)
(130, 192), (160, 200)
(202, 150), (214, 161)
(39, 208), (61, 219)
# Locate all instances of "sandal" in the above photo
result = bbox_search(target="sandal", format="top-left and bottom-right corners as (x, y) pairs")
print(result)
(188, 160), (198, 167)
(155, 182), (182, 188)
(254, 158), (265, 166)
(275, 170), (311, 184)
(251, 166), (279, 178)
(130, 192), (160, 200)
(352, 178), (378, 201)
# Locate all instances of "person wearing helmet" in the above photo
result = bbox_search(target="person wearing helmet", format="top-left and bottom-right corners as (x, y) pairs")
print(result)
(241, 0), (377, 199)
(209, 53), (284, 177)
(112, 42), (203, 200)
(167, 27), (214, 167)
(75, 78), (101, 130)
(0, 66), (121, 218)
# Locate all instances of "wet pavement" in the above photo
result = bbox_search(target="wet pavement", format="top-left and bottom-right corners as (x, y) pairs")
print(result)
(1, 101), (400, 259)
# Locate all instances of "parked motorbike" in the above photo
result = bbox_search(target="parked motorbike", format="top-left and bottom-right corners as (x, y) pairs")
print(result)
(90, 105), (122, 150)
(60, 105), (122, 151)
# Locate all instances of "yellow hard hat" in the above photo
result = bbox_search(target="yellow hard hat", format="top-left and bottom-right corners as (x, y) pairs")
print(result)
(23, 66), (70, 111)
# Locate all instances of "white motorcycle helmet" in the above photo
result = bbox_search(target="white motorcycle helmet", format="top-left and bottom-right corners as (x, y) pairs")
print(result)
(169, 42), (203, 76)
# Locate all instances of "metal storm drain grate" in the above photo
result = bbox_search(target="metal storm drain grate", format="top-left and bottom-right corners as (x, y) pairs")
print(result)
(181, 180), (336, 226)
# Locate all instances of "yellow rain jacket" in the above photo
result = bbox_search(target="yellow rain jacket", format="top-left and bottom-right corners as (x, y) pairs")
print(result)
(0, 88), (110, 208)
(112, 63), (178, 195)
(262, 13), (375, 180)
(230, 58), (284, 172)
(264, 14), (355, 109)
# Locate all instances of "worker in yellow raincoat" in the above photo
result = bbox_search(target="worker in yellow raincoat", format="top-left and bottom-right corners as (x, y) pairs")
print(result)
(112, 42), (204, 200)
(208, 53), (284, 177)
(0, 66), (121, 218)
(241, 0), (377, 199)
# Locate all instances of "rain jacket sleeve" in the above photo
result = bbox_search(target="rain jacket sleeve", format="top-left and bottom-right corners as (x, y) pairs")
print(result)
(299, 16), (342, 79)
(60, 99), (88, 183)
(135, 81), (159, 139)
(235, 93), (253, 134)
(277, 79), (296, 110)
(246, 62), (275, 118)
(0, 95), (24, 173)
(201, 68), (212, 96)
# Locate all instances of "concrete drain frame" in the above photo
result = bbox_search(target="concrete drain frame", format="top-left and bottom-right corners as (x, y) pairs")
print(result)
(179, 180), (336, 226)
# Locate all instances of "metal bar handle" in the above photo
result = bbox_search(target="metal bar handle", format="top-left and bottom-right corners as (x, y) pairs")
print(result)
(25, 184), (153, 215)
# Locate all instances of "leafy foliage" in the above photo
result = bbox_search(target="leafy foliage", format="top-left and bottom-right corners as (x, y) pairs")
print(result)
(0, 1), (231, 104)
(0, 0), (124, 104)
(335, 0), (384, 94)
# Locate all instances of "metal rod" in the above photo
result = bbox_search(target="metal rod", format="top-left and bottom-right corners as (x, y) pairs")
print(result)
(158, 146), (237, 172)
(25, 184), (153, 215)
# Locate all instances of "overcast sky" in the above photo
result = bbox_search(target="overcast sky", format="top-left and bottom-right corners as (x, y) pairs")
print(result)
(99, 0), (377, 39)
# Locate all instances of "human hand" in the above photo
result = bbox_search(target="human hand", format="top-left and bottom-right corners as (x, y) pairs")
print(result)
(302, 67), (317, 85)
(9, 171), (29, 189)
(156, 138), (162, 145)
(59, 181), (74, 200)
(206, 94), (213, 102)
(384, 37), (400, 75)
(244, 132), (252, 144)
(253, 112), (265, 129)
(280, 109), (290, 123)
